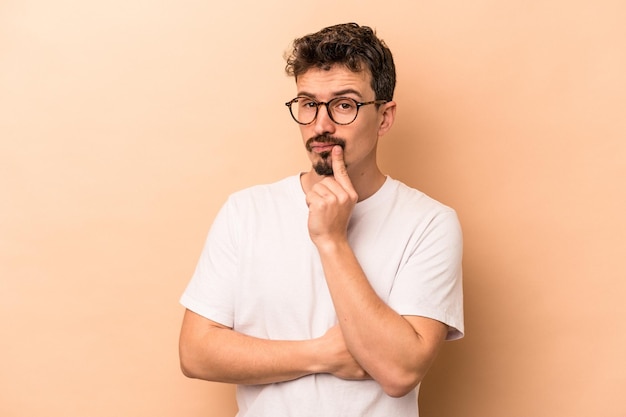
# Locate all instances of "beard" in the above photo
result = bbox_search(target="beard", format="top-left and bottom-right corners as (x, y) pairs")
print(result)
(313, 152), (334, 176)
(305, 135), (346, 176)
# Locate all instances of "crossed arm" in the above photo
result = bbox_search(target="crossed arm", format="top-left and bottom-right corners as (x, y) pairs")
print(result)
(179, 146), (448, 397)
(179, 309), (446, 397)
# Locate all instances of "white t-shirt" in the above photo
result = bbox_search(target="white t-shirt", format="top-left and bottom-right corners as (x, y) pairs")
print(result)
(181, 174), (464, 417)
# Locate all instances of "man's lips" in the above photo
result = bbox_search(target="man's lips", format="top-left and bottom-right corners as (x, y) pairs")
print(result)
(305, 136), (345, 156)
(309, 143), (337, 153)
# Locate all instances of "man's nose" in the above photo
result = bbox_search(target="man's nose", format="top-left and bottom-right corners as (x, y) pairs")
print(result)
(313, 103), (336, 135)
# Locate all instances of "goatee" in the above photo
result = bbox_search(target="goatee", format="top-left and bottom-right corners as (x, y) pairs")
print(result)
(313, 151), (334, 176)
(306, 135), (346, 176)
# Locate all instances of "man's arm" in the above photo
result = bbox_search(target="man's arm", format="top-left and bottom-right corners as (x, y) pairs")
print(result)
(305, 145), (449, 398)
(316, 240), (448, 397)
(179, 309), (370, 385)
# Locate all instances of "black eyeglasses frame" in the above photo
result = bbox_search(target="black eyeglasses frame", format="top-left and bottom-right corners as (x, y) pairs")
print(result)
(284, 96), (388, 125)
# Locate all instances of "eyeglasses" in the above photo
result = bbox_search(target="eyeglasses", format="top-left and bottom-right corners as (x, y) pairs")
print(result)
(285, 96), (388, 125)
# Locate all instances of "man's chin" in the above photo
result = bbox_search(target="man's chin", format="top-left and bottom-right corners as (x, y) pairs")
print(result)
(312, 151), (334, 176)
(313, 162), (334, 176)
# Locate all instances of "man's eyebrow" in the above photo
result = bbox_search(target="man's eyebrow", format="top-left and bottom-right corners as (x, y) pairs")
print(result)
(296, 91), (316, 98)
(296, 89), (364, 99)
(333, 88), (363, 98)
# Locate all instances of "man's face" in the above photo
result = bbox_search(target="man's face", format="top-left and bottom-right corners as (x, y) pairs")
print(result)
(295, 65), (385, 177)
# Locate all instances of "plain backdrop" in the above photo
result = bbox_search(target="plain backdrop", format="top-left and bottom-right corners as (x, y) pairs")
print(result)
(1, 1), (625, 416)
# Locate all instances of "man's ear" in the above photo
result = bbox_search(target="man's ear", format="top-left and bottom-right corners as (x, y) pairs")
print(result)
(378, 101), (397, 136)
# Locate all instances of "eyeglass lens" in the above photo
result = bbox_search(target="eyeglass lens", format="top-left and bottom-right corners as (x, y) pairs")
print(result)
(291, 97), (359, 125)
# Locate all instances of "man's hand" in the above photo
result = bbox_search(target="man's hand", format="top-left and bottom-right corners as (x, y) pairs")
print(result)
(305, 146), (358, 246)
(317, 325), (370, 380)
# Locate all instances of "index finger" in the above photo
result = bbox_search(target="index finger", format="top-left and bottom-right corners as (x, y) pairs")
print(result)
(331, 145), (351, 188)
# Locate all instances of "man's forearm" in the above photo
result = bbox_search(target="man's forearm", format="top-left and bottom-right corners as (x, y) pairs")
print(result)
(179, 309), (370, 385)
(316, 239), (446, 397)
(179, 310), (321, 385)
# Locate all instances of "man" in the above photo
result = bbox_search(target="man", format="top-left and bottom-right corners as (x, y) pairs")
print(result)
(179, 22), (464, 416)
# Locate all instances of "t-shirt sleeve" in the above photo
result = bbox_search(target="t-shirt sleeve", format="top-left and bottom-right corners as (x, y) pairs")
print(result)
(388, 209), (464, 340)
(179, 198), (239, 328)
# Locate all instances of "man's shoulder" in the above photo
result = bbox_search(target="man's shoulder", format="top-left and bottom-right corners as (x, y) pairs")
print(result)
(388, 177), (456, 215)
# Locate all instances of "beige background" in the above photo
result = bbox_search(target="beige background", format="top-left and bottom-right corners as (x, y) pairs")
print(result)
(1, 1), (625, 416)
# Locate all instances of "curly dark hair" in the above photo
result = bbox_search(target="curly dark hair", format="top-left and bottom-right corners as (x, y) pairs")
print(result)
(285, 23), (396, 101)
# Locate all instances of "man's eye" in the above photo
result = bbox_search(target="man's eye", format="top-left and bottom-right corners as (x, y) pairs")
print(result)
(333, 99), (356, 112)
(298, 99), (317, 109)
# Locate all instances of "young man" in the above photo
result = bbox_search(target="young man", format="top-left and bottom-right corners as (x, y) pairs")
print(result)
(179, 23), (464, 416)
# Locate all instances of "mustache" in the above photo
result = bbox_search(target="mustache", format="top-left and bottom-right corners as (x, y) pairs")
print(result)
(305, 135), (346, 152)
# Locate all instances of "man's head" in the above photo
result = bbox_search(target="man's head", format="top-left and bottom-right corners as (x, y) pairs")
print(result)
(285, 23), (397, 179)
(285, 23), (396, 102)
